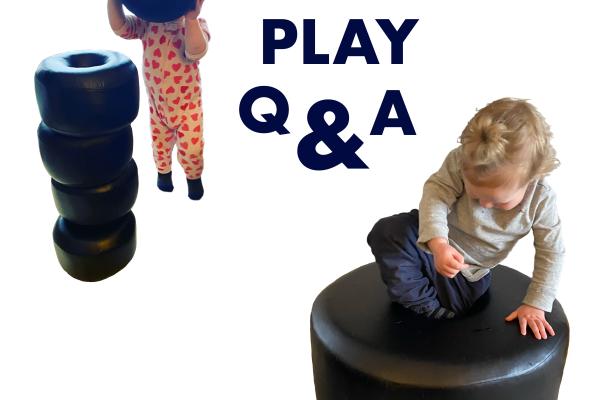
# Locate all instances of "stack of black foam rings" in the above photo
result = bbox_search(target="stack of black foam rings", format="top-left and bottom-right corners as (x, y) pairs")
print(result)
(35, 50), (140, 282)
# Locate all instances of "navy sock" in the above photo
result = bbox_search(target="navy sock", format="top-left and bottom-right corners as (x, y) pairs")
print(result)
(187, 177), (204, 200)
(157, 172), (174, 192)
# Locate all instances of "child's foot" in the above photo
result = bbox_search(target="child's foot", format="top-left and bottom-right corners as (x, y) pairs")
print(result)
(157, 172), (174, 192)
(426, 306), (456, 319)
(187, 177), (204, 200)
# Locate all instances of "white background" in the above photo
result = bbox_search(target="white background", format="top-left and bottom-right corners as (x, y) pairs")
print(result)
(0, 0), (598, 399)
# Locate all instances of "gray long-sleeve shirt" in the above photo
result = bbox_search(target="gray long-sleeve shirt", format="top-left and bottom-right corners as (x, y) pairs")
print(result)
(417, 147), (565, 311)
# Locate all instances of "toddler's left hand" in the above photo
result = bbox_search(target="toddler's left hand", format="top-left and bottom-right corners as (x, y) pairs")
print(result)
(505, 304), (555, 340)
(186, 0), (204, 19)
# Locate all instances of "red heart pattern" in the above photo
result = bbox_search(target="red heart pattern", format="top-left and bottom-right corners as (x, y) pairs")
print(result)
(136, 19), (207, 180)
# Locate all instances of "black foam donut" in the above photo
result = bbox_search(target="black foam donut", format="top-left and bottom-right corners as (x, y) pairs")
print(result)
(38, 122), (133, 187)
(311, 263), (569, 400)
(34, 50), (139, 135)
(122, 0), (196, 23)
(51, 160), (139, 225)
(53, 212), (136, 282)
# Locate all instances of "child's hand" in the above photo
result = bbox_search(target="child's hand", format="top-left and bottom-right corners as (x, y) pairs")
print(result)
(185, 0), (204, 20)
(428, 238), (466, 278)
(505, 304), (555, 340)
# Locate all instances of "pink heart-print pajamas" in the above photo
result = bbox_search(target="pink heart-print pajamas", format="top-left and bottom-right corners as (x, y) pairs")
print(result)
(113, 16), (210, 180)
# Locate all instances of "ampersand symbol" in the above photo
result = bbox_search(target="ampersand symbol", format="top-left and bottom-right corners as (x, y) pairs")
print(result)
(297, 100), (368, 170)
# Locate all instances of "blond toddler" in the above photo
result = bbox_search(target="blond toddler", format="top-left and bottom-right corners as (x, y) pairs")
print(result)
(367, 98), (565, 340)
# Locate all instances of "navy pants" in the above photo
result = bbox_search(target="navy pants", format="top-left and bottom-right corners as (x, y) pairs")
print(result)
(367, 209), (491, 316)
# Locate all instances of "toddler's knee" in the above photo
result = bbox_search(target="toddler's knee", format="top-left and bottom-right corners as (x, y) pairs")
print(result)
(367, 211), (418, 250)
(367, 216), (394, 248)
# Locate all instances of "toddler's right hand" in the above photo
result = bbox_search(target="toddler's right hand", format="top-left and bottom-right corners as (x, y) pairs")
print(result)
(428, 238), (466, 278)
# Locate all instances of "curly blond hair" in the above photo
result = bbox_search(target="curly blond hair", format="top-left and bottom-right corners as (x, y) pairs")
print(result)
(459, 98), (559, 185)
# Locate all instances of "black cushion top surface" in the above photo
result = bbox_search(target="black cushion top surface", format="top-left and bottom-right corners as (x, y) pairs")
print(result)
(311, 263), (569, 388)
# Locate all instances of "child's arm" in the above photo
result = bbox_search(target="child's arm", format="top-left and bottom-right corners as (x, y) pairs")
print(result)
(107, 0), (127, 32)
(184, 0), (210, 61)
(107, 0), (146, 40)
(505, 185), (565, 339)
(418, 148), (467, 277)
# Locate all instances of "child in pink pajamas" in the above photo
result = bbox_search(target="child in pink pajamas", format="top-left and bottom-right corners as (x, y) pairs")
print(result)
(107, 0), (210, 200)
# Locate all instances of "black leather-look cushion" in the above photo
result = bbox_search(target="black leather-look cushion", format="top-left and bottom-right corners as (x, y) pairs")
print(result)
(51, 160), (138, 225)
(34, 50), (139, 135)
(38, 122), (133, 187)
(311, 263), (569, 400)
(53, 212), (136, 282)
(122, 0), (196, 23)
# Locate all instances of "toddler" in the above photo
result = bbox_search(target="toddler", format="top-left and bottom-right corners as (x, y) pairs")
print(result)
(367, 98), (565, 340)
(107, 0), (210, 200)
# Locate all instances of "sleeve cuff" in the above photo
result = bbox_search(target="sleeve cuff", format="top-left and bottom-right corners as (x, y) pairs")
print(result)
(112, 22), (128, 37)
(416, 226), (449, 253)
(112, 16), (140, 39)
(522, 290), (554, 312)
(185, 47), (208, 61)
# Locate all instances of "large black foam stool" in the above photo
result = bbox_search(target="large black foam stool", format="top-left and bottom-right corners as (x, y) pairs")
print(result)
(35, 50), (140, 282)
(311, 263), (569, 400)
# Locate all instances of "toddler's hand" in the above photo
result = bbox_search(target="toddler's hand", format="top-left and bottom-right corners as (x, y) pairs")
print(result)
(186, 0), (204, 19)
(428, 238), (466, 278)
(505, 304), (555, 340)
